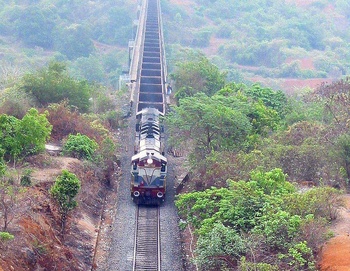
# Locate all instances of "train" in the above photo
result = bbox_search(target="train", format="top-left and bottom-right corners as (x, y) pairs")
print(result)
(130, 107), (167, 205)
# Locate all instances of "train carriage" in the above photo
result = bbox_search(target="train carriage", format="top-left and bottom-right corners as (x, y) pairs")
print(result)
(131, 108), (167, 205)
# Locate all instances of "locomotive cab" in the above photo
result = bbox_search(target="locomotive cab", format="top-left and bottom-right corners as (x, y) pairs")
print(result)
(131, 108), (167, 205)
(131, 151), (167, 205)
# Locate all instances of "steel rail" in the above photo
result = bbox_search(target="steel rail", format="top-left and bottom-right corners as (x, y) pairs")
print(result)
(133, 206), (161, 271)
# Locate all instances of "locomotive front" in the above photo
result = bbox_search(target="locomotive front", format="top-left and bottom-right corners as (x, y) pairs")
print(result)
(131, 108), (167, 205)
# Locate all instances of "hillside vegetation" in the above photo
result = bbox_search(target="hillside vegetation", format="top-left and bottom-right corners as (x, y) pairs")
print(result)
(162, 0), (350, 90)
(0, 0), (349, 270)
(167, 47), (350, 270)
(0, 0), (137, 88)
(0, 1), (133, 268)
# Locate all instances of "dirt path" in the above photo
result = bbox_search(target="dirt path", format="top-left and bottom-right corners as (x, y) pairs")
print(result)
(30, 156), (80, 182)
(319, 194), (350, 270)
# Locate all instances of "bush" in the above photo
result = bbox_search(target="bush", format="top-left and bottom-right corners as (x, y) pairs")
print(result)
(279, 241), (316, 270)
(0, 232), (14, 242)
(195, 223), (247, 270)
(20, 169), (32, 186)
(63, 133), (98, 160)
(240, 257), (279, 271)
(0, 109), (52, 162)
(46, 101), (106, 143)
(0, 88), (35, 119)
(20, 62), (91, 112)
(50, 170), (81, 234)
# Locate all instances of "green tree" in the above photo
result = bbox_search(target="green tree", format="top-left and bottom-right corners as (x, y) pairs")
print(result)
(50, 170), (81, 235)
(0, 109), (51, 165)
(20, 62), (91, 112)
(216, 83), (287, 133)
(63, 133), (98, 160)
(167, 93), (251, 159)
(171, 54), (226, 100)
(53, 23), (95, 59)
(16, 108), (52, 157)
(14, 6), (57, 48)
(195, 223), (247, 270)
(0, 114), (20, 163)
(239, 83), (288, 119)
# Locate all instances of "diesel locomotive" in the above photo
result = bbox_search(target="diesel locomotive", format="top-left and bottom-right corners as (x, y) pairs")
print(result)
(131, 107), (167, 205)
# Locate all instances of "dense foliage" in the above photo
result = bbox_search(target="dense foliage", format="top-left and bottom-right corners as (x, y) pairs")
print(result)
(163, 0), (350, 82)
(63, 133), (98, 161)
(170, 53), (226, 100)
(0, 0), (135, 88)
(176, 168), (343, 270)
(0, 108), (52, 164)
(167, 92), (252, 155)
(166, 68), (289, 173)
(20, 62), (91, 112)
(169, 55), (350, 269)
(0, 1), (133, 51)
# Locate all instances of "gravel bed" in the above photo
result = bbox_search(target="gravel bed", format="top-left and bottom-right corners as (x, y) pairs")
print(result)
(160, 155), (185, 271)
(103, 110), (137, 271)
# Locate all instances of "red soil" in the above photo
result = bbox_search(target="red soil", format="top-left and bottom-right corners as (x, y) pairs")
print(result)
(282, 78), (334, 93)
(286, 57), (316, 70)
(319, 195), (350, 271)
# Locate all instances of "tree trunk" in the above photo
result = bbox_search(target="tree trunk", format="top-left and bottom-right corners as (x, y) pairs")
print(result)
(61, 211), (67, 239)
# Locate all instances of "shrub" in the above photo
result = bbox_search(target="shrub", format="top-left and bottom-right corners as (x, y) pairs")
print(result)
(20, 62), (91, 112)
(63, 133), (98, 160)
(0, 88), (35, 119)
(240, 257), (279, 271)
(0, 109), (52, 163)
(20, 169), (32, 186)
(46, 101), (105, 142)
(50, 170), (81, 234)
(0, 231), (14, 242)
(278, 241), (316, 270)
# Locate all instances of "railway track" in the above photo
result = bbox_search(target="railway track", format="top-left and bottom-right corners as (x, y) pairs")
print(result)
(132, 0), (165, 269)
(136, 0), (166, 114)
(96, 0), (184, 269)
(133, 206), (161, 271)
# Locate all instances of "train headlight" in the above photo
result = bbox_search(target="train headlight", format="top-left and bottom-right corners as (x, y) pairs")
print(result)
(133, 191), (140, 197)
(147, 158), (153, 164)
(157, 191), (163, 198)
